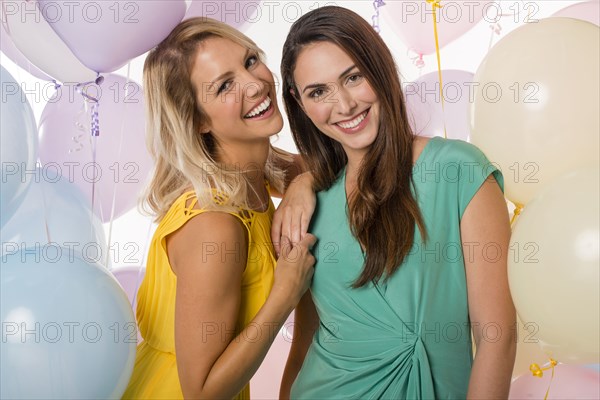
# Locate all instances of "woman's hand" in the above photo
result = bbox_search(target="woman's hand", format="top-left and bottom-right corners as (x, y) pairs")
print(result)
(272, 172), (316, 256)
(270, 234), (317, 311)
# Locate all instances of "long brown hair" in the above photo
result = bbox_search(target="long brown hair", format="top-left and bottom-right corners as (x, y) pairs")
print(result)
(281, 6), (427, 287)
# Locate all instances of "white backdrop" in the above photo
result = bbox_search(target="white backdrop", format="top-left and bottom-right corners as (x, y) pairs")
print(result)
(1, 1), (579, 269)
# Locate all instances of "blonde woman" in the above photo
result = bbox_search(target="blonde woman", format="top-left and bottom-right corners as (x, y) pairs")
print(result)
(121, 18), (315, 399)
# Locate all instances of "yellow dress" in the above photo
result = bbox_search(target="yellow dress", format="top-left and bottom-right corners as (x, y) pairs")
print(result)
(122, 189), (276, 399)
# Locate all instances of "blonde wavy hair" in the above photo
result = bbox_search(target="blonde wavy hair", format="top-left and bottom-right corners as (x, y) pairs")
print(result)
(142, 17), (287, 220)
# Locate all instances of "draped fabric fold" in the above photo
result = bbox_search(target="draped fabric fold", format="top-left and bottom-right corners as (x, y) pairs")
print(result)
(296, 329), (435, 399)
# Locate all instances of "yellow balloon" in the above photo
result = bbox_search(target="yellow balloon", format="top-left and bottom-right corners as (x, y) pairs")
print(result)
(470, 18), (599, 205)
(508, 168), (599, 363)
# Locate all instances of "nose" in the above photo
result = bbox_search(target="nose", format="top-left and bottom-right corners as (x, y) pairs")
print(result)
(241, 70), (265, 101)
(335, 86), (357, 115)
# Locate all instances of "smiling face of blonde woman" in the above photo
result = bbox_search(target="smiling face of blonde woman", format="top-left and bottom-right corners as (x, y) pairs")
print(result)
(191, 36), (283, 147)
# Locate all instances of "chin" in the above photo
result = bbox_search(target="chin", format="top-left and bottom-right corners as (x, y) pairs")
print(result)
(268, 116), (284, 135)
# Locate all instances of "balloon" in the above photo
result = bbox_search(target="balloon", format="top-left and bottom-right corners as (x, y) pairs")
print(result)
(381, 0), (495, 55)
(250, 313), (293, 398)
(0, 247), (136, 399)
(0, 23), (52, 81)
(184, 0), (261, 30)
(38, 74), (152, 222)
(509, 363), (600, 399)
(470, 18), (599, 205)
(0, 0), (97, 83)
(551, 1), (599, 26)
(404, 69), (474, 141)
(587, 364), (600, 372)
(0, 66), (38, 229)
(512, 317), (551, 378)
(111, 266), (145, 343)
(111, 266), (145, 307)
(1, 168), (108, 268)
(38, 0), (187, 72)
(509, 168), (599, 364)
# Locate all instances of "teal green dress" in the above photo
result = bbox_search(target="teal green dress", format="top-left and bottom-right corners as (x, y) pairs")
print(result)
(291, 137), (503, 399)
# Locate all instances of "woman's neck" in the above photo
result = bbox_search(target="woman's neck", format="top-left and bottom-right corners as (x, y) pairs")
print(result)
(216, 138), (270, 171)
(345, 153), (364, 194)
(216, 139), (270, 211)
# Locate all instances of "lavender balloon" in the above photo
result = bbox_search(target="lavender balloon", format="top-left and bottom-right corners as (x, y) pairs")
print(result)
(404, 69), (474, 141)
(38, 74), (152, 223)
(381, 0), (494, 55)
(38, 0), (188, 72)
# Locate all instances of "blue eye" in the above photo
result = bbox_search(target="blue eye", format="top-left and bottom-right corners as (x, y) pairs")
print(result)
(217, 80), (233, 94)
(245, 54), (259, 69)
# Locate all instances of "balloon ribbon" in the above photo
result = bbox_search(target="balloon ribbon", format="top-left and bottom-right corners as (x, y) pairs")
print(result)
(75, 75), (104, 220)
(510, 203), (524, 226)
(530, 358), (558, 400)
(425, 0), (447, 139)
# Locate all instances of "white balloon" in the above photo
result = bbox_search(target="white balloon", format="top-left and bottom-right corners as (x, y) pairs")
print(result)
(470, 18), (599, 205)
(509, 168), (600, 364)
(0, 0), (96, 83)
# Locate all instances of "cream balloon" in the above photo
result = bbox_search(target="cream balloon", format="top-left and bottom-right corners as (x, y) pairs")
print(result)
(470, 18), (599, 205)
(512, 317), (551, 378)
(508, 168), (599, 364)
(0, 0), (96, 83)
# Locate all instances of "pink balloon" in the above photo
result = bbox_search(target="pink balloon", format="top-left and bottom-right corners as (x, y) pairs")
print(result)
(509, 364), (600, 399)
(37, 1), (188, 72)
(404, 69), (474, 141)
(382, 0), (495, 55)
(38, 74), (152, 222)
(184, 0), (262, 30)
(250, 313), (294, 398)
(551, 1), (599, 26)
(0, 24), (52, 81)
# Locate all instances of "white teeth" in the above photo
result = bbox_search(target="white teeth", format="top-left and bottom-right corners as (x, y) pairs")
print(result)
(336, 111), (367, 129)
(245, 97), (271, 118)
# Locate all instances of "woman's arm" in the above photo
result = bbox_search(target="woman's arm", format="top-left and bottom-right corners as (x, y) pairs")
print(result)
(168, 211), (316, 399)
(271, 171), (316, 255)
(280, 291), (319, 399)
(461, 177), (517, 399)
(270, 147), (316, 254)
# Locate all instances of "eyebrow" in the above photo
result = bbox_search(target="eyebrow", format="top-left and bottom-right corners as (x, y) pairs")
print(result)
(302, 65), (357, 94)
(210, 48), (251, 87)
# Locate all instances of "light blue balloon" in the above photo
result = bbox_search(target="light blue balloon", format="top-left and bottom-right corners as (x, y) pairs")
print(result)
(0, 65), (38, 228)
(587, 364), (600, 372)
(1, 168), (108, 267)
(1, 247), (136, 399)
